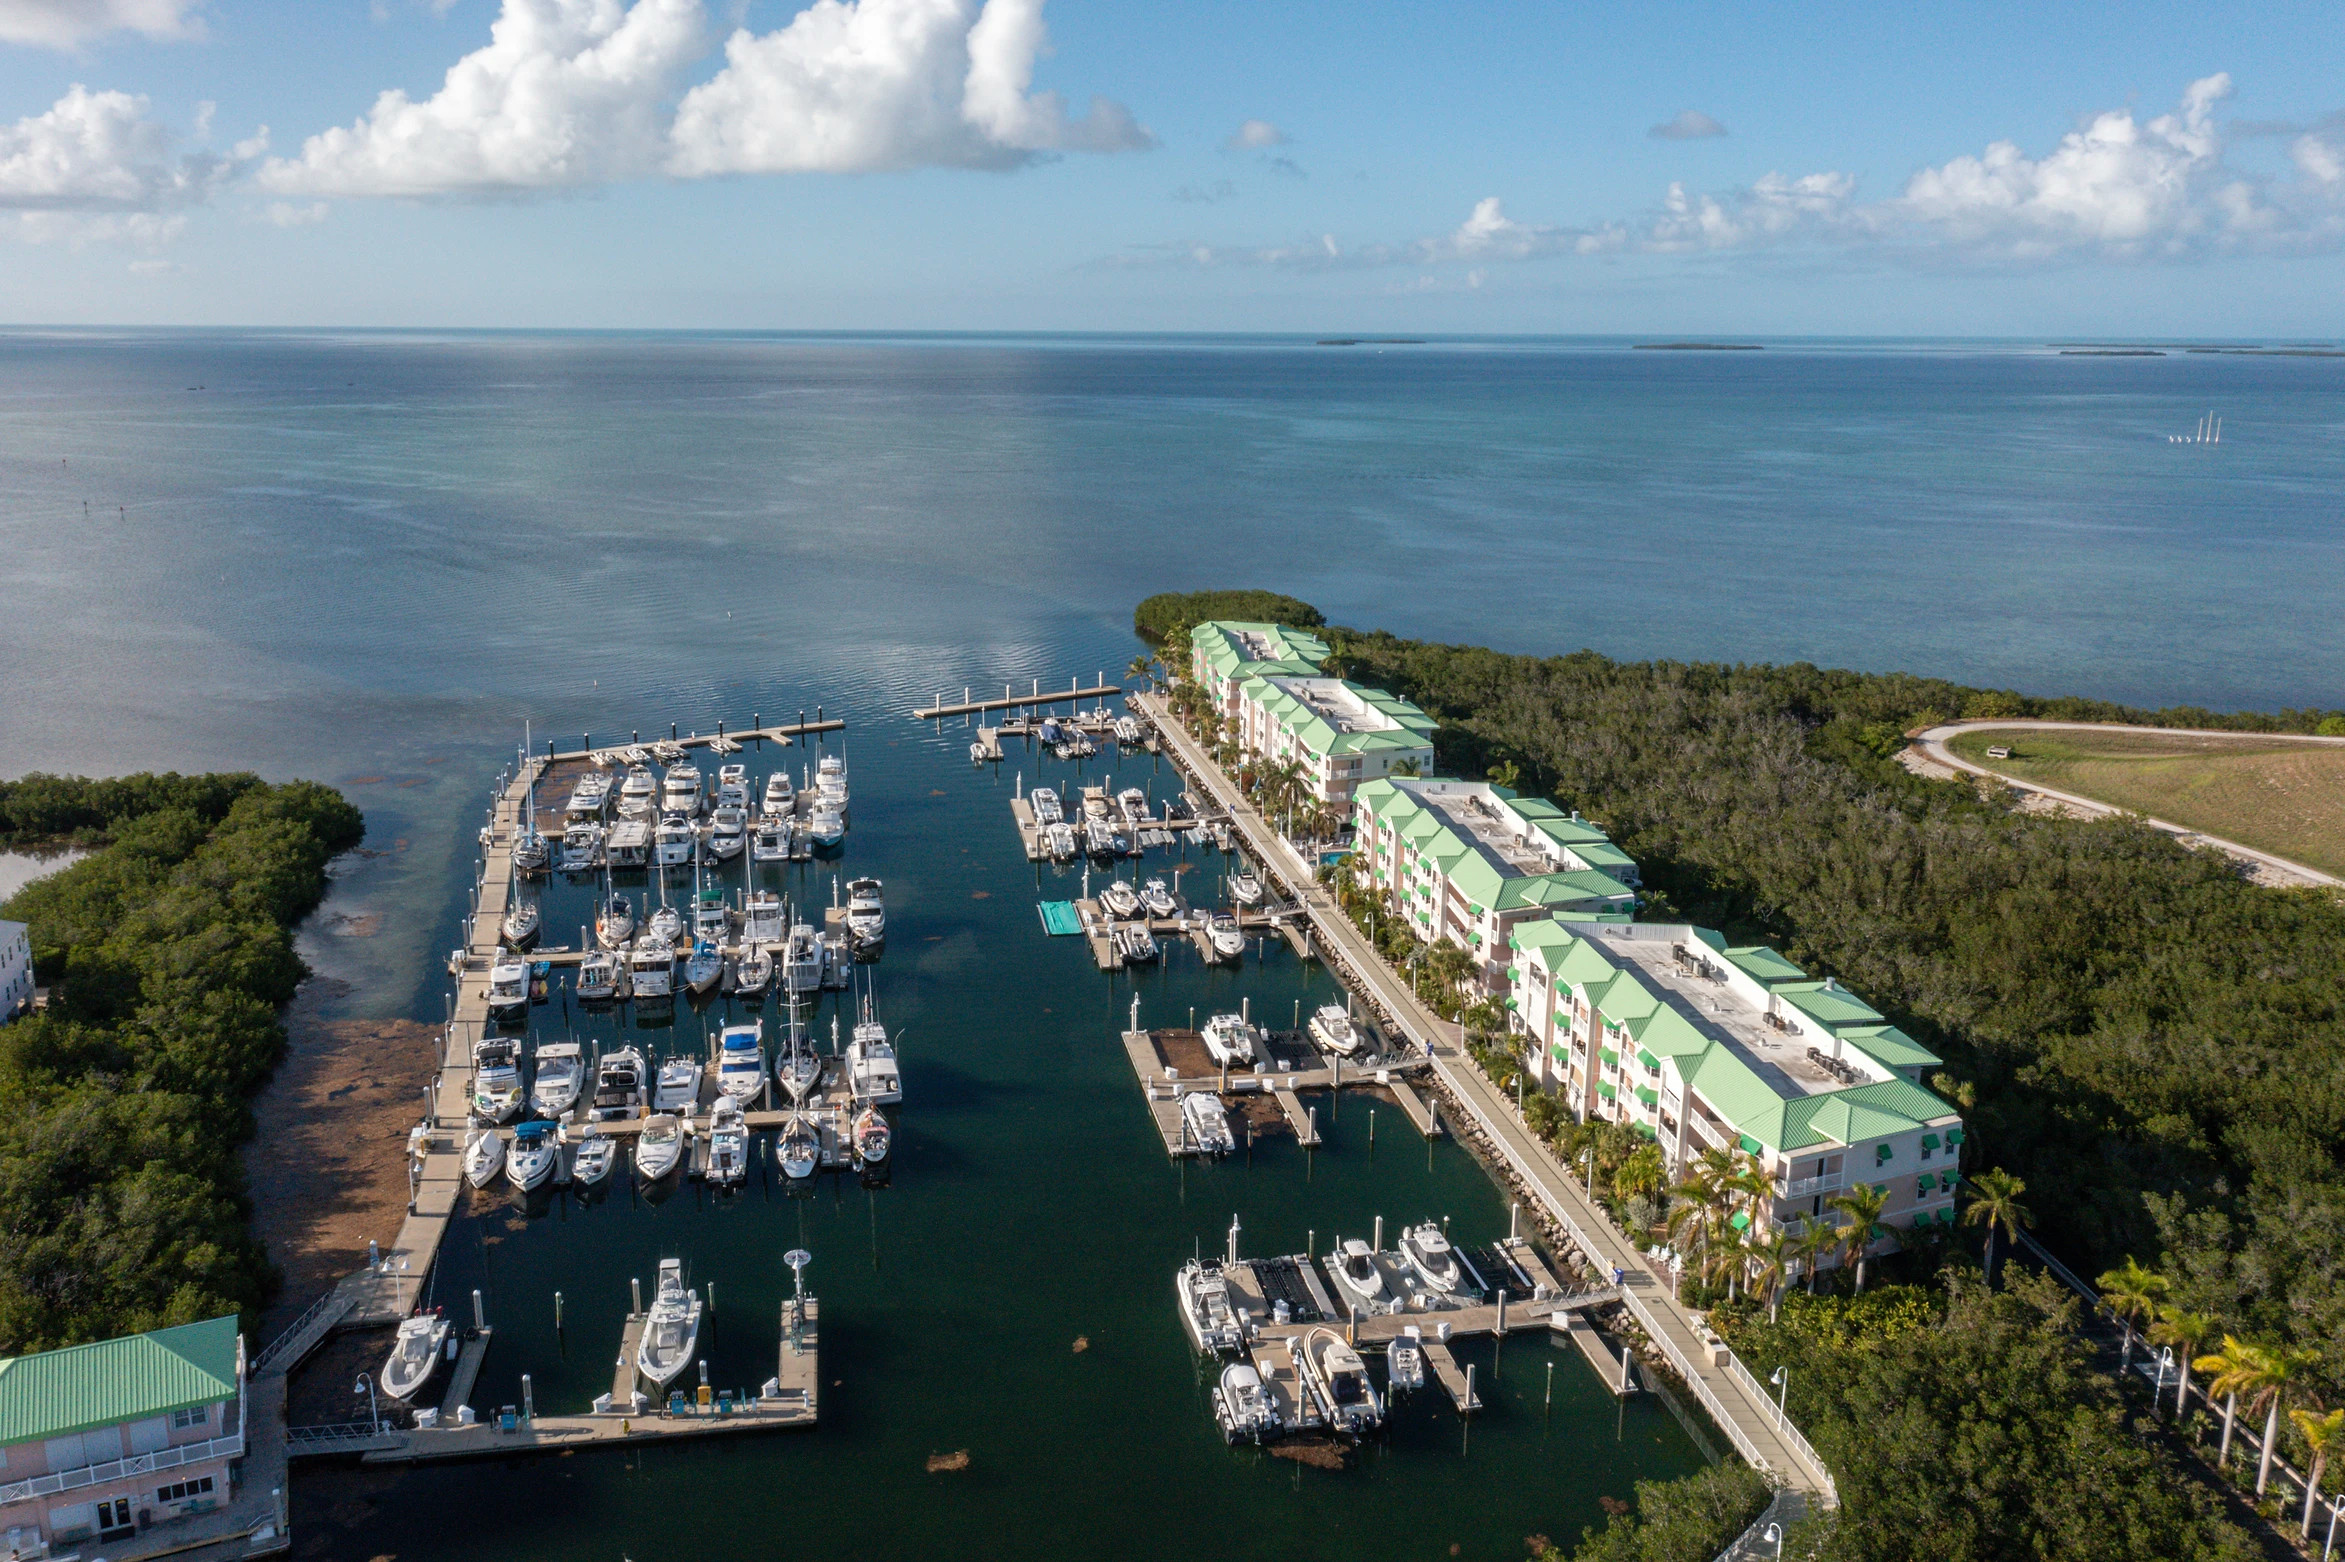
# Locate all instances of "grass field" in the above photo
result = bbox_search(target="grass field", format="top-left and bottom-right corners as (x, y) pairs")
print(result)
(1947, 727), (2345, 878)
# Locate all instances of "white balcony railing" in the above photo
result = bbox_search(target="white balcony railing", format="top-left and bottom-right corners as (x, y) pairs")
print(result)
(0, 1430), (245, 1508)
(1781, 1171), (1848, 1199)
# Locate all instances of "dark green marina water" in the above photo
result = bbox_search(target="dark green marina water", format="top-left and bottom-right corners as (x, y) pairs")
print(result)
(8, 330), (2337, 1559)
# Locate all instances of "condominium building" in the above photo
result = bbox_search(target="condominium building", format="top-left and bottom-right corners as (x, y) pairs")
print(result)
(1232, 675), (1437, 805)
(0, 921), (28, 1023)
(1508, 919), (1962, 1253)
(1187, 620), (1330, 719)
(0, 1315), (247, 1556)
(1351, 778), (1638, 987)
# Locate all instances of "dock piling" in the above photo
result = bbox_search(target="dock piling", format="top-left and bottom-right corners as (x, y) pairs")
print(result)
(555, 1291), (563, 1332)
(1373, 1215), (1383, 1253)
(522, 1373), (533, 1423)
(471, 1289), (484, 1332)
(631, 1276), (642, 1314)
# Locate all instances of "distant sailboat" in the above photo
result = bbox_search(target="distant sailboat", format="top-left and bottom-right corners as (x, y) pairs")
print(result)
(2169, 411), (2223, 445)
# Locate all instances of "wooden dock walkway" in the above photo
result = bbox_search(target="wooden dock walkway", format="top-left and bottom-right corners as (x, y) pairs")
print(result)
(547, 719), (843, 766)
(1554, 1311), (1639, 1394)
(1422, 1339), (1480, 1413)
(1254, 1335), (1322, 1431)
(612, 1314), (645, 1406)
(1272, 1087), (1319, 1146)
(439, 1328), (493, 1421)
(915, 682), (1123, 720)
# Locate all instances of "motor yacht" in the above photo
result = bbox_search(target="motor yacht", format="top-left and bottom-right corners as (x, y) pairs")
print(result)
(1307, 1005), (1363, 1058)
(742, 890), (785, 946)
(807, 801), (845, 848)
(380, 1313), (451, 1403)
(559, 819), (605, 873)
(506, 1119), (559, 1192)
(707, 806), (747, 862)
(652, 1055), (703, 1114)
(1325, 1239), (1392, 1314)
(1099, 879), (1141, 919)
(529, 1042), (585, 1118)
(565, 771), (612, 817)
(462, 1127), (504, 1188)
(591, 1045), (646, 1121)
(692, 891), (729, 945)
(750, 814), (793, 863)
(851, 1104), (891, 1167)
(1301, 1327), (1383, 1434)
(778, 1114), (820, 1179)
(1176, 1258), (1244, 1354)
(782, 920), (823, 997)
(1139, 878), (1177, 919)
(683, 939), (723, 996)
(847, 1000), (901, 1105)
(762, 771), (795, 814)
(1030, 787), (1063, 824)
(1228, 872), (1263, 907)
(604, 819), (652, 869)
(1117, 786), (1149, 825)
(634, 1113), (685, 1181)
(472, 1038), (524, 1122)
(628, 941), (675, 1003)
(1182, 1091), (1235, 1156)
(596, 892), (636, 949)
(1398, 1222), (1475, 1298)
(1114, 924), (1159, 964)
(1213, 1362), (1280, 1444)
(717, 762), (747, 795)
(716, 1023), (765, 1102)
(704, 1099), (747, 1186)
(1386, 1327), (1427, 1392)
(815, 752), (847, 813)
(654, 811), (696, 868)
(1083, 816), (1118, 859)
(485, 960), (529, 1022)
(660, 763), (703, 816)
(844, 878), (885, 949)
(1082, 789), (1111, 820)
(732, 942), (773, 998)
(1201, 1014), (1257, 1069)
(617, 764), (657, 818)
(636, 1258), (702, 1387)
(1043, 821), (1077, 861)
(570, 1129), (616, 1187)
(1205, 913), (1246, 963)
(576, 948), (623, 1002)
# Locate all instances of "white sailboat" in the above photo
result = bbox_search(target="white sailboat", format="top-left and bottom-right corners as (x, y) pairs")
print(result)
(778, 1113), (820, 1179)
(851, 1104), (891, 1168)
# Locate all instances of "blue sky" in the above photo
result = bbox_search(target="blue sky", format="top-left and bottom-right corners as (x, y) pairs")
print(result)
(1, 0), (2341, 331)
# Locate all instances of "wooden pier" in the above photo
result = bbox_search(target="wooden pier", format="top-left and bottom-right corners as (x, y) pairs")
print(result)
(1421, 1339), (1480, 1413)
(1115, 1025), (1438, 1158)
(439, 1328), (493, 1421)
(546, 719), (844, 767)
(915, 682), (1123, 720)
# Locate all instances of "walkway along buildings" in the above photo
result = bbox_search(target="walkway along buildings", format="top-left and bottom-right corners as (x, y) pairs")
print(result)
(0, 1315), (247, 1556)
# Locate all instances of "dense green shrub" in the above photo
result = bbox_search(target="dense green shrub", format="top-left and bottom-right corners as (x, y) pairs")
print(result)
(1132, 589), (1324, 646)
(1536, 1461), (1770, 1562)
(0, 775), (361, 1350)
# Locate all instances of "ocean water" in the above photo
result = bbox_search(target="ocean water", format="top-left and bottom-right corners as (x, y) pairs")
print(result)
(1, 332), (2339, 1560)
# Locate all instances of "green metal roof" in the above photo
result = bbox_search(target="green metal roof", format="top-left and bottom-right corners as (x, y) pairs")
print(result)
(1777, 981), (1886, 1031)
(0, 1315), (239, 1446)
(1723, 945), (1806, 985)
(1234, 674), (1437, 761)
(1840, 1025), (1942, 1071)
(1189, 621), (1331, 680)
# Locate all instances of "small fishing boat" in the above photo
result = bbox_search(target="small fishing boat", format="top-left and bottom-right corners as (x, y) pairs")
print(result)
(732, 942), (774, 997)
(704, 1098), (747, 1186)
(1099, 879), (1142, 919)
(636, 1258), (702, 1388)
(1114, 715), (1144, 746)
(1205, 913), (1246, 963)
(529, 1041), (585, 1118)
(742, 890), (786, 945)
(506, 1119), (559, 1191)
(627, 941), (675, 1002)
(485, 960), (529, 1021)
(1201, 1013), (1257, 1069)
(660, 763), (703, 816)
(463, 1127), (505, 1188)
(652, 1056), (703, 1114)
(807, 802), (845, 847)
(654, 811), (696, 868)
(1307, 1004), (1362, 1058)
(1228, 872), (1263, 907)
(778, 1114), (820, 1179)
(707, 806), (747, 862)
(570, 1129), (616, 1186)
(591, 1045), (646, 1121)
(1398, 1222), (1473, 1297)
(1386, 1326), (1428, 1393)
(1114, 924), (1159, 964)
(596, 892), (635, 949)
(716, 1023), (765, 1102)
(576, 948), (621, 1002)
(1030, 787), (1063, 824)
(1181, 1091), (1235, 1156)
(684, 939), (724, 995)
(1139, 878), (1177, 919)
(762, 771), (795, 813)
(380, 1313), (451, 1403)
(852, 1104), (891, 1167)
(1301, 1327), (1383, 1434)
(1326, 1239), (1392, 1314)
(472, 1038), (524, 1122)
(1176, 1258), (1244, 1354)
(1117, 786), (1149, 824)
(500, 895), (540, 950)
(847, 999), (901, 1104)
(634, 1113), (685, 1182)
(750, 814), (793, 862)
(844, 878), (885, 949)
(1213, 1362), (1280, 1444)
(1044, 821), (1077, 861)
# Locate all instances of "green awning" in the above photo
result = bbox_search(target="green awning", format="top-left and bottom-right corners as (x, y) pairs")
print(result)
(1637, 1048), (1660, 1070)
(1921, 1133), (1941, 1149)
(1635, 1121), (1658, 1140)
(1504, 997), (1518, 1010)
(1600, 1049), (1620, 1069)
(1730, 1212), (1751, 1231)
(1739, 1134), (1763, 1156)
(1946, 1127), (1964, 1146)
(1635, 1085), (1658, 1106)
(1875, 1142), (1894, 1162)
(1915, 1173), (1935, 1193)
(1597, 1080), (1617, 1100)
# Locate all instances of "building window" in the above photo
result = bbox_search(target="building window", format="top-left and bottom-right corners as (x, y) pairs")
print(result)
(157, 1476), (216, 1504)
(171, 1404), (210, 1430)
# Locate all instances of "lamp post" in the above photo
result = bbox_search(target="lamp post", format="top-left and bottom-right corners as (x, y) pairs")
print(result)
(1762, 1522), (1784, 1559)
(1769, 1364), (1789, 1428)
(355, 1372), (379, 1433)
(2154, 1346), (2174, 1402)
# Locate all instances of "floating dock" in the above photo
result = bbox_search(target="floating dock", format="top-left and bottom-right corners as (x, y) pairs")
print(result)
(1117, 1025), (1437, 1157)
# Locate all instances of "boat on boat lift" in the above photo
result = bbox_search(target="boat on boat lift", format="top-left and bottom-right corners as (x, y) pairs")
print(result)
(1307, 1004), (1363, 1058)
(635, 1258), (702, 1387)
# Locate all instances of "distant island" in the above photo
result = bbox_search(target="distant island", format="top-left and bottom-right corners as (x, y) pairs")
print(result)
(2058, 348), (2164, 356)
(1633, 342), (1761, 351)
(1316, 338), (1427, 346)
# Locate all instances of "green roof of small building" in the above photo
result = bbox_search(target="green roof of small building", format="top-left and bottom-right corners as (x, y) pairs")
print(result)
(0, 1315), (239, 1446)
(1723, 945), (1806, 985)
(1777, 981), (1887, 1031)
(1841, 1024), (1942, 1071)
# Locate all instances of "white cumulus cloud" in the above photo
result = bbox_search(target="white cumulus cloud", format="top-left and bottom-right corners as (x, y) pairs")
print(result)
(1224, 118), (1284, 150)
(1648, 109), (1726, 141)
(259, 0), (706, 198)
(0, 0), (202, 47)
(667, 0), (1149, 176)
(0, 83), (253, 234)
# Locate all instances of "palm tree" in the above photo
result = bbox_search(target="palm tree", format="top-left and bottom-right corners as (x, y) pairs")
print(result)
(2293, 1408), (2345, 1536)
(2150, 1305), (2215, 1424)
(1789, 1217), (1839, 1294)
(1125, 652), (1165, 692)
(2095, 1257), (2170, 1366)
(2196, 1335), (2319, 1493)
(1826, 1182), (1890, 1291)
(1960, 1168), (2030, 1285)
(1745, 1228), (1794, 1323)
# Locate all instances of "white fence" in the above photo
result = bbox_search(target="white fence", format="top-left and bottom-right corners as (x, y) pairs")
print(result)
(0, 1430), (245, 1508)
